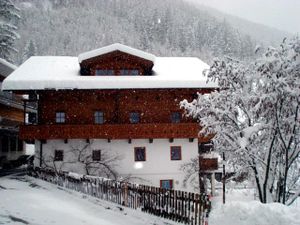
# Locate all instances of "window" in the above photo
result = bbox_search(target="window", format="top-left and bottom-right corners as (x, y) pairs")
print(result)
(170, 146), (182, 160)
(131, 70), (139, 75)
(171, 112), (181, 123)
(160, 180), (173, 189)
(95, 69), (114, 76)
(92, 150), (101, 161)
(130, 112), (140, 124)
(120, 69), (130, 75)
(94, 111), (104, 124)
(2, 136), (9, 152)
(18, 140), (23, 152)
(134, 147), (146, 161)
(54, 150), (64, 161)
(56, 112), (65, 123)
(120, 69), (139, 75)
(10, 138), (16, 151)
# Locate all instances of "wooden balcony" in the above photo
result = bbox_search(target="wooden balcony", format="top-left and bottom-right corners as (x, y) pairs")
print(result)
(19, 123), (203, 140)
(199, 157), (218, 171)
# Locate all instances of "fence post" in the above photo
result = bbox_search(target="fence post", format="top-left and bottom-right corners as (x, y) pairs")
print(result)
(124, 182), (128, 207)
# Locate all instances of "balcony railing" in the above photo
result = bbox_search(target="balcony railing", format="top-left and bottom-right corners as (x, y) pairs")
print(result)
(20, 123), (202, 140)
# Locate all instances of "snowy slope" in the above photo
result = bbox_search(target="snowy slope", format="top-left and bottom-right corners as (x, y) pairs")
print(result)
(0, 175), (178, 225)
(1, 175), (299, 225)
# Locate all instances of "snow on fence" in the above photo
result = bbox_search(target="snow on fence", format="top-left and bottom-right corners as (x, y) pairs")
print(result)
(28, 167), (211, 225)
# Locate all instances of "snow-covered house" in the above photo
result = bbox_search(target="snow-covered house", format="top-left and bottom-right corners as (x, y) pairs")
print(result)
(2, 44), (217, 191)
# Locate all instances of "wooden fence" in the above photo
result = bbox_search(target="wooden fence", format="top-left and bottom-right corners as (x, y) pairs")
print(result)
(28, 168), (211, 225)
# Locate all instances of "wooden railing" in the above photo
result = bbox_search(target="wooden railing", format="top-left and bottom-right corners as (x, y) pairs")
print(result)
(28, 167), (211, 225)
(20, 123), (201, 140)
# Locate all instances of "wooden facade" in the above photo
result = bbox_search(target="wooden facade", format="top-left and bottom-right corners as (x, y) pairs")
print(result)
(80, 50), (154, 75)
(20, 88), (213, 141)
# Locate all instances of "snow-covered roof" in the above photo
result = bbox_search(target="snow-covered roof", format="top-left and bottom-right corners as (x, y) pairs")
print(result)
(0, 58), (17, 78)
(2, 56), (217, 91)
(78, 43), (156, 63)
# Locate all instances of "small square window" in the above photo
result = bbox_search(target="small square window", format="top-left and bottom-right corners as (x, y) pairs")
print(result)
(130, 112), (140, 124)
(92, 150), (101, 161)
(171, 112), (181, 123)
(56, 112), (65, 123)
(134, 147), (146, 161)
(170, 146), (182, 160)
(54, 150), (64, 161)
(160, 180), (173, 189)
(94, 111), (104, 124)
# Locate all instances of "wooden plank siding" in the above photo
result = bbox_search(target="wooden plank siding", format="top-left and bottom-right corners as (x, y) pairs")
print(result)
(37, 89), (211, 125)
(0, 104), (24, 122)
(21, 88), (214, 140)
(79, 50), (154, 75)
(20, 123), (200, 140)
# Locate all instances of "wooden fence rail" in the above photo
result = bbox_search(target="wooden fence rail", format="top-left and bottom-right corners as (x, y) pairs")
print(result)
(28, 167), (211, 225)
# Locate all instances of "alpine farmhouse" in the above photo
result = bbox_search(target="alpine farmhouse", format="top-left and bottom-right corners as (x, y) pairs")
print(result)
(2, 44), (217, 191)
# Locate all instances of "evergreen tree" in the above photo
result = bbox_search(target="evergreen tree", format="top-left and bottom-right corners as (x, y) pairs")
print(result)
(0, 0), (20, 62)
(22, 39), (37, 62)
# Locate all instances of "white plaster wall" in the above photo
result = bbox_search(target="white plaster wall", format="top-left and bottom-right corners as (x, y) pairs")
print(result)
(34, 138), (199, 192)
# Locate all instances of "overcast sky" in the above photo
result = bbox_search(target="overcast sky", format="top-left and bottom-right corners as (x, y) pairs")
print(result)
(187, 0), (300, 34)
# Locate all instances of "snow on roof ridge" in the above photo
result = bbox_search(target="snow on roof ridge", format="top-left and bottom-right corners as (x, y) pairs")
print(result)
(78, 43), (156, 63)
(0, 58), (18, 70)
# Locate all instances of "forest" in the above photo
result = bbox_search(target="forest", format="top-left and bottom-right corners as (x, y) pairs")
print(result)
(10, 0), (287, 65)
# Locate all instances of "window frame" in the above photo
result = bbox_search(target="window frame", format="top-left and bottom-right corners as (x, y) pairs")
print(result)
(171, 112), (181, 123)
(95, 69), (115, 76)
(94, 111), (104, 124)
(170, 146), (182, 161)
(129, 112), (140, 124)
(134, 147), (146, 162)
(92, 150), (101, 161)
(120, 69), (139, 76)
(160, 179), (173, 189)
(55, 111), (66, 124)
(54, 150), (64, 161)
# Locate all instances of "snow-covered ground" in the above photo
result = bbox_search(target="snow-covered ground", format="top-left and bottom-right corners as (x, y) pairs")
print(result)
(0, 174), (178, 225)
(210, 186), (300, 225)
(0, 174), (299, 225)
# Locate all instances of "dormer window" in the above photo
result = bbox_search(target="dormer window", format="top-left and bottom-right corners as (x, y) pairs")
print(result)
(79, 44), (155, 77)
(95, 69), (114, 76)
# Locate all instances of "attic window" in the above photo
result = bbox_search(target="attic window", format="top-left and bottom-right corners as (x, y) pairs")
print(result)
(120, 69), (139, 75)
(95, 69), (114, 76)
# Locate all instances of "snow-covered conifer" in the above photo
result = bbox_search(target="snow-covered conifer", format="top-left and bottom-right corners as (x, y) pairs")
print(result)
(0, 0), (20, 62)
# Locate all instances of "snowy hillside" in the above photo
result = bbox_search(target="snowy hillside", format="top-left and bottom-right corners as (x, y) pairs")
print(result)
(12, 0), (287, 65)
(0, 174), (299, 225)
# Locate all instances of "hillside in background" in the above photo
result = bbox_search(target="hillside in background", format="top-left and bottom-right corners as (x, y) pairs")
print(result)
(193, 4), (291, 46)
(13, 0), (289, 65)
